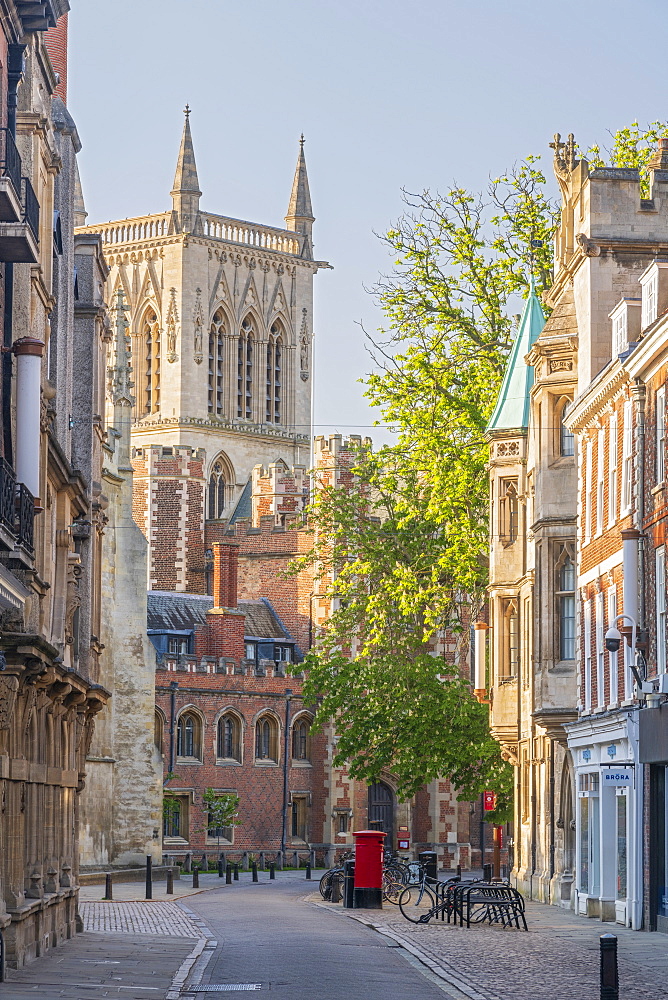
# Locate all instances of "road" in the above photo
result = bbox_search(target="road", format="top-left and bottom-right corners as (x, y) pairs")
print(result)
(182, 875), (450, 998)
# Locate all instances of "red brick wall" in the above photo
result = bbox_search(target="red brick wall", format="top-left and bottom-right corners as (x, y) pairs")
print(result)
(45, 13), (68, 103)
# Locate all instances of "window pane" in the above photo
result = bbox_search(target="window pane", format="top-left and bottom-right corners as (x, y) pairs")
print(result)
(559, 595), (575, 660)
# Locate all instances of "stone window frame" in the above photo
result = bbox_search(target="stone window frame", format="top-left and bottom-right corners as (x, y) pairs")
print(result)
(237, 314), (256, 420)
(291, 713), (312, 765)
(290, 792), (311, 843)
(205, 787), (238, 846)
(208, 307), (226, 416)
(498, 477), (519, 547)
(265, 318), (284, 425)
(163, 791), (191, 844)
(176, 707), (204, 763)
(207, 451), (234, 521)
(555, 543), (576, 663)
(554, 394), (575, 460)
(154, 708), (165, 754)
(254, 712), (280, 765)
(216, 709), (244, 765)
(499, 596), (520, 681)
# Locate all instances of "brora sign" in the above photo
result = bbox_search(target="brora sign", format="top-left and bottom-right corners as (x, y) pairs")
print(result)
(601, 766), (633, 786)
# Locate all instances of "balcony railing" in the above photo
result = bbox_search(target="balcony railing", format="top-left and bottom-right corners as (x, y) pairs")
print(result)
(22, 177), (39, 242)
(16, 483), (34, 553)
(0, 458), (16, 534)
(0, 129), (21, 205)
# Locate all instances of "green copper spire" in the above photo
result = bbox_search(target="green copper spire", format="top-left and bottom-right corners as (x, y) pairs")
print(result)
(486, 284), (545, 434)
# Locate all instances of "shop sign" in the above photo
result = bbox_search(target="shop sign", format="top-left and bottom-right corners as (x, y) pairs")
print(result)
(601, 766), (633, 786)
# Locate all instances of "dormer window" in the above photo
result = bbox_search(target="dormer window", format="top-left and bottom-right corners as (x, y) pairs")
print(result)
(639, 260), (668, 331)
(609, 298), (641, 356)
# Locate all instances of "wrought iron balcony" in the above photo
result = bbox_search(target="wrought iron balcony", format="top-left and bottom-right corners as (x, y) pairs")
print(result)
(0, 458), (16, 546)
(0, 129), (22, 222)
(0, 174), (39, 262)
(16, 482), (34, 553)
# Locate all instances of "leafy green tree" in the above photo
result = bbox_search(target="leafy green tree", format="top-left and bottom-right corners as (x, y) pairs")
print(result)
(199, 789), (240, 852)
(294, 123), (667, 824)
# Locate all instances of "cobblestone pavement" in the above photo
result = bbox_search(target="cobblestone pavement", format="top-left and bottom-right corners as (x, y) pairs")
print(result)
(316, 894), (668, 1000)
(80, 900), (203, 936)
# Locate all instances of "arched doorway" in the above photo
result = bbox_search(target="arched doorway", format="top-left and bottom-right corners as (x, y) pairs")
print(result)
(368, 781), (394, 848)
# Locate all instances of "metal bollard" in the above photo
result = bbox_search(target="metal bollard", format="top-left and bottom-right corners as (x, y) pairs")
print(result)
(192, 867), (200, 889)
(218, 859), (224, 878)
(269, 862), (275, 880)
(456, 864), (462, 879)
(342, 859), (355, 909)
(233, 863), (239, 881)
(305, 861), (312, 880)
(600, 934), (618, 1000)
(225, 863), (232, 884)
(483, 862), (492, 882)
(166, 868), (174, 895)
(103, 872), (113, 900)
(331, 874), (342, 903)
(145, 855), (153, 900)
(252, 862), (258, 883)
(259, 851), (265, 871)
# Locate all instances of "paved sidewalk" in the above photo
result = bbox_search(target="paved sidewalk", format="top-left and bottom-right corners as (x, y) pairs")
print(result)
(314, 893), (668, 1000)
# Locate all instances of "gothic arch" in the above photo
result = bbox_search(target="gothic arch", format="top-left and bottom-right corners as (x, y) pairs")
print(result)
(133, 302), (161, 419)
(237, 312), (258, 420)
(208, 306), (228, 416)
(207, 451), (235, 520)
(265, 318), (284, 425)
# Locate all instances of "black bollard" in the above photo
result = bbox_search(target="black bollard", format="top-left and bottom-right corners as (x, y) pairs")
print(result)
(331, 874), (342, 903)
(104, 872), (113, 901)
(233, 863), (239, 881)
(305, 861), (312, 880)
(419, 851), (438, 883)
(226, 863), (232, 884)
(252, 862), (258, 883)
(218, 859), (224, 878)
(269, 862), (275, 880)
(193, 867), (200, 888)
(456, 864), (462, 879)
(600, 934), (618, 1000)
(342, 859), (355, 909)
(145, 855), (153, 900)
(483, 862), (492, 882)
(166, 868), (174, 895)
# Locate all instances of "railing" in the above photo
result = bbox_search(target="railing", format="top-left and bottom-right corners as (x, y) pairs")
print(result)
(0, 129), (21, 200)
(86, 213), (172, 246)
(16, 482), (34, 552)
(200, 213), (301, 255)
(22, 177), (39, 242)
(0, 458), (16, 533)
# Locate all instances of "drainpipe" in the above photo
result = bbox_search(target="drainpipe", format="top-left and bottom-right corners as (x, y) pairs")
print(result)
(631, 380), (646, 930)
(168, 680), (178, 777)
(14, 338), (43, 503)
(549, 740), (555, 895)
(280, 689), (293, 856)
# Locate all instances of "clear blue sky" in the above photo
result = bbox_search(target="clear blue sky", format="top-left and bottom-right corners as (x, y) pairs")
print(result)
(68, 0), (668, 444)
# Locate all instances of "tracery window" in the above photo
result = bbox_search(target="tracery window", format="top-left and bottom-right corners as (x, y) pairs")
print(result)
(208, 460), (227, 520)
(557, 397), (575, 457)
(266, 322), (283, 423)
(237, 317), (254, 419)
(255, 715), (278, 762)
(143, 309), (160, 415)
(208, 309), (225, 415)
(499, 478), (518, 545)
(176, 711), (202, 760)
(500, 598), (520, 680)
(292, 719), (310, 761)
(217, 713), (242, 762)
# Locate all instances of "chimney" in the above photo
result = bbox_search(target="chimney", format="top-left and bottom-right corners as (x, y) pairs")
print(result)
(212, 543), (238, 609)
(44, 13), (68, 104)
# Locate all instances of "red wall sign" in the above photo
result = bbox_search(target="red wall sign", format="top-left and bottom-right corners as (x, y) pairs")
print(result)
(483, 791), (496, 811)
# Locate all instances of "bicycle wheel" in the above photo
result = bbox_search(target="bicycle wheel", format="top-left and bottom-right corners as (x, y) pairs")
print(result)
(319, 869), (340, 899)
(382, 871), (404, 904)
(398, 884), (437, 923)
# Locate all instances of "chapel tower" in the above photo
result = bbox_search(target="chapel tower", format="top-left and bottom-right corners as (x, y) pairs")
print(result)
(78, 112), (328, 592)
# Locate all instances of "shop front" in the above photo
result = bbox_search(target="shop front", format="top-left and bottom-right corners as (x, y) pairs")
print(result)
(639, 701), (668, 932)
(567, 714), (641, 927)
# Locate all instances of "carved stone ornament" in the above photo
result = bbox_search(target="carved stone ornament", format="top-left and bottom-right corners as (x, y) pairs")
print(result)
(193, 287), (204, 365)
(299, 307), (309, 382)
(166, 288), (179, 363)
(0, 674), (19, 730)
(549, 358), (573, 373)
(500, 743), (519, 767)
(575, 233), (601, 258)
(549, 132), (578, 198)
(65, 554), (82, 646)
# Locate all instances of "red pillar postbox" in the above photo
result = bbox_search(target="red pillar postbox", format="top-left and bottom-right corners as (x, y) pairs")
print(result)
(352, 829), (386, 909)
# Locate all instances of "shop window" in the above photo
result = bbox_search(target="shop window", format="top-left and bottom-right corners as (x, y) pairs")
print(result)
(616, 791), (627, 900)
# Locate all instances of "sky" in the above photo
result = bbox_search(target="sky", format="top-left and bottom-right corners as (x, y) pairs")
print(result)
(68, 0), (668, 446)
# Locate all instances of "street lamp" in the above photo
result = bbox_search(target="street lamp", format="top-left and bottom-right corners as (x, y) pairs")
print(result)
(605, 613), (646, 690)
(280, 689), (293, 859)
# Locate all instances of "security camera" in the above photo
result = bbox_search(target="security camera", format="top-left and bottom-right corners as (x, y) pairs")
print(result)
(605, 627), (622, 653)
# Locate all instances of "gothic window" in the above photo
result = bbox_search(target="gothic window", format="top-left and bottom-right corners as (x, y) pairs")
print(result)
(557, 397), (575, 457)
(555, 547), (576, 661)
(237, 317), (254, 419)
(217, 713), (242, 762)
(176, 711), (202, 761)
(498, 478), (518, 545)
(208, 461), (226, 520)
(292, 718), (310, 761)
(143, 309), (160, 415)
(255, 714), (278, 762)
(266, 321), (283, 424)
(500, 598), (520, 680)
(163, 797), (184, 839)
(208, 309), (225, 416)
(154, 710), (164, 752)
